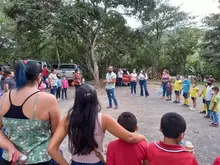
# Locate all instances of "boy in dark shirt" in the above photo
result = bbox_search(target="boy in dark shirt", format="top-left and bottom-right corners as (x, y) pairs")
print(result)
(107, 112), (148, 165)
(147, 112), (198, 165)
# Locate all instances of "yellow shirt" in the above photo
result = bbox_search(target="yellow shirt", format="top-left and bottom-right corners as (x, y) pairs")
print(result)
(174, 80), (182, 91)
(201, 85), (207, 99)
(190, 86), (199, 98)
(210, 93), (220, 112)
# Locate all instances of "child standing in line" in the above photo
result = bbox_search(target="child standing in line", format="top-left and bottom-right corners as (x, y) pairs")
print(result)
(166, 80), (173, 101)
(199, 76), (209, 114)
(182, 76), (190, 107)
(205, 78), (215, 119)
(190, 81), (199, 111)
(173, 75), (182, 104)
(56, 74), (62, 101)
(61, 75), (69, 100)
(209, 86), (220, 127)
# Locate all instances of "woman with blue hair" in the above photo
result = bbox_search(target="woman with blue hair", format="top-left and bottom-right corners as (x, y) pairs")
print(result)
(0, 60), (60, 165)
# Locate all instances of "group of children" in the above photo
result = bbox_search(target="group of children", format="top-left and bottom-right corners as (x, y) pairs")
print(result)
(38, 74), (69, 101)
(165, 76), (220, 127)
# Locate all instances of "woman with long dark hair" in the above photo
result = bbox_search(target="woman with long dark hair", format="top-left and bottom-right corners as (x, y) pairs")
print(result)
(161, 69), (170, 99)
(0, 60), (60, 165)
(48, 84), (145, 165)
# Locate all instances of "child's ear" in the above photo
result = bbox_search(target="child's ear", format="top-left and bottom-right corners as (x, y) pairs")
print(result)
(135, 126), (139, 131)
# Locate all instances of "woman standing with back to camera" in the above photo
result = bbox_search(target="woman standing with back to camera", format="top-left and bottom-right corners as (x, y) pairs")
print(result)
(0, 60), (60, 165)
(48, 84), (146, 165)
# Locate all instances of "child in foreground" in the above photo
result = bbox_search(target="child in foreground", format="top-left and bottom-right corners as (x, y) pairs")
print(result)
(214, 157), (220, 165)
(205, 78), (215, 119)
(209, 86), (220, 127)
(190, 81), (199, 111)
(147, 112), (198, 165)
(182, 76), (190, 107)
(106, 112), (149, 165)
(173, 75), (182, 104)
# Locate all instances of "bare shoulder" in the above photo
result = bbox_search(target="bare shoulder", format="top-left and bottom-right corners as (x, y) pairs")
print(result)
(38, 92), (56, 102)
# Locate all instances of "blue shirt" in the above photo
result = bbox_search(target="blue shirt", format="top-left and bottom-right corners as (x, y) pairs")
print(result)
(57, 79), (62, 87)
(183, 79), (190, 93)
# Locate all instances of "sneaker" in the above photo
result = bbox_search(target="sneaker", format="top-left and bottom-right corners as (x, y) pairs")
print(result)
(200, 111), (206, 114)
(173, 101), (177, 103)
(106, 106), (112, 109)
(114, 106), (118, 109)
(210, 123), (219, 127)
(176, 101), (180, 104)
(204, 115), (210, 119)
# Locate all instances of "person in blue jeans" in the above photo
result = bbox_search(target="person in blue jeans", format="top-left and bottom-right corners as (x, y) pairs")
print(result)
(130, 69), (138, 96)
(161, 69), (170, 99)
(138, 70), (149, 97)
(105, 66), (118, 109)
(205, 78), (215, 119)
(48, 69), (58, 95)
(117, 69), (123, 87)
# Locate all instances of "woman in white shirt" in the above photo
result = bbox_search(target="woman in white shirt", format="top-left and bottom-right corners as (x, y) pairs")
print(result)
(130, 69), (138, 96)
(138, 70), (149, 97)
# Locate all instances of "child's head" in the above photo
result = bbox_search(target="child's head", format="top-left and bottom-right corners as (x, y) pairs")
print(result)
(192, 81), (197, 87)
(160, 112), (186, 144)
(176, 75), (180, 80)
(62, 75), (66, 79)
(212, 86), (219, 94)
(207, 78), (215, 86)
(57, 74), (61, 79)
(117, 112), (137, 132)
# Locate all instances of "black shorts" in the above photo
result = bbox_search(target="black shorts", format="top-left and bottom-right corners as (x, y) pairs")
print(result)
(175, 90), (180, 95)
(203, 99), (206, 104)
(191, 97), (196, 101)
(183, 93), (189, 98)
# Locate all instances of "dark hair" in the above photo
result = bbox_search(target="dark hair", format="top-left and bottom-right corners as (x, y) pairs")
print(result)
(212, 86), (219, 92)
(67, 84), (101, 155)
(161, 112), (186, 139)
(51, 68), (55, 72)
(15, 60), (42, 89)
(164, 69), (169, 74)
(43, 65), (47, 68)
(208, 78), (215, 83)
(192, 81), (197, 85)
(117, 112), (137, 132)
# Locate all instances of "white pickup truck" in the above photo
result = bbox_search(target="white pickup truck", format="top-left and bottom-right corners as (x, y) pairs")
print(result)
(56, 63), (81, 82)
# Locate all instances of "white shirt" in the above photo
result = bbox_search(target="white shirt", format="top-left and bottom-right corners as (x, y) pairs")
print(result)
(48, 73), (57, 87)
(138, 73), (148, 80)
(106, 72), (116, 89)
(205, 85), (214, 101)
(130, 73), (138, 82)
(118, 70), (123, 78)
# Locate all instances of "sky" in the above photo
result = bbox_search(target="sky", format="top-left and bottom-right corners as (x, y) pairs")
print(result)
(126, 0), (219, 28)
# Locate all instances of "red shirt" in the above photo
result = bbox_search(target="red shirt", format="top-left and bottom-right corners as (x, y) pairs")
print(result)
(74, 72), (82, 86)
(147, 141), (198, 165)
(106, 139), (148, 165)
(42, 68), (49, 77)
(214, 157), (220, 165)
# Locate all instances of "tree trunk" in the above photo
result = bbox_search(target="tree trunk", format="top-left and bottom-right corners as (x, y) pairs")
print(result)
(90, 44), (100, 87)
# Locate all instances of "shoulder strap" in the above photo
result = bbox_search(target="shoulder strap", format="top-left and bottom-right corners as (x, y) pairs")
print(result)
(9, 90), (12, 105)
(21, 91), (40, 106)
(31, 95), (39, 120)
(94, 148), (106, 165)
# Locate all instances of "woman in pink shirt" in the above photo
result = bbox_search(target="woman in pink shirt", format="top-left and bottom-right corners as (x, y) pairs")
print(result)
(130, 69), (138, 96)
(161, 69), (170, 99)
(61, 75), (69, 100)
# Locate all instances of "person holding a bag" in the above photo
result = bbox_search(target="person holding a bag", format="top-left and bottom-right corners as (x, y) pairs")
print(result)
(0, 60), (60, 165)
(48, 84), (146, 165)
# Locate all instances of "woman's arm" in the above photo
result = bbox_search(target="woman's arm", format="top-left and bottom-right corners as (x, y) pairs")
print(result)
(48, 95), (61, 135)
(102, 114), (145, 143)
(48, 117), (68, 165)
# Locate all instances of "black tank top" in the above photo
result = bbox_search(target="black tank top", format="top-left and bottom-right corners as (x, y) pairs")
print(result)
(4, 90), (40, 119)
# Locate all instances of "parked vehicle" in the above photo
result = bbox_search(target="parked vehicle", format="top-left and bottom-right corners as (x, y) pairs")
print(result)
(116, 69), (130, 86)
(56, 63), (82, 82)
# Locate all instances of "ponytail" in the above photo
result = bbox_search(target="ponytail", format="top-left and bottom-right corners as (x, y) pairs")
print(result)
(15, 60), (27, 89)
